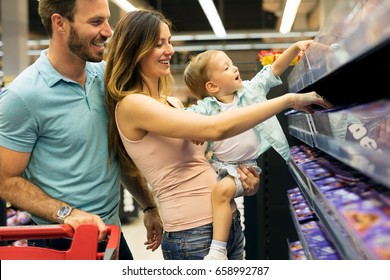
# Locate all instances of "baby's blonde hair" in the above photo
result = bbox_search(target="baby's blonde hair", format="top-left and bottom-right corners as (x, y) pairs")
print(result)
(183, 50), (219, 100)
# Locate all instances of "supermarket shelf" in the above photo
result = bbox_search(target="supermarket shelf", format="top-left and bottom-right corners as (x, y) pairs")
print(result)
(287, 195), (313, 260)
(314, 134), (390, 188)
(287, 99), (390, 189)
(288, 160), (371, 259)
(285, 0), (390, 261)
(288, 186), (342, 260)
(288, 0), (390, 106)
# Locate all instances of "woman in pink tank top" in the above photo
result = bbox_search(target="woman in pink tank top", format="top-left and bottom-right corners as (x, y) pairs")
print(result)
(104, 9), (331, 260)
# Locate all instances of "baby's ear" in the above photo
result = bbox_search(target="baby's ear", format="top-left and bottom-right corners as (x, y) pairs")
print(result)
(205, 81), (218, 95)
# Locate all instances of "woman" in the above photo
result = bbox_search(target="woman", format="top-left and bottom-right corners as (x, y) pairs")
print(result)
(104, 9), (331, 260)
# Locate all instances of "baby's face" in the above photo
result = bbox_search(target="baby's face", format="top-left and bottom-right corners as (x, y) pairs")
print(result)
(207, 51), (243, 101)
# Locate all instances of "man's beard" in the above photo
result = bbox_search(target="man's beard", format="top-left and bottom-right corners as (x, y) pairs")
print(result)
(68, 24), (104, 63)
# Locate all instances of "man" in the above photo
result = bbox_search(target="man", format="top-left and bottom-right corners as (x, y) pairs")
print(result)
(0, 0), (162, 259)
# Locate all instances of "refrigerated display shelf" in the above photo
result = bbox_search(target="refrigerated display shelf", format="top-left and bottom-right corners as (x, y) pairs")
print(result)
(313, 134), (390, 188)
(285, 0), (390, 261)
(287, 194), (314, 259)
(287, 99), (390, 189)
(288, 187), (342, 260)
(288, 159), (368, 259)
(288, 0), (390, 106)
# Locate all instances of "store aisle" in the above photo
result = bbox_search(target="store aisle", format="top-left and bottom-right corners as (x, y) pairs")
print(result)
(122, 213), (163, 260)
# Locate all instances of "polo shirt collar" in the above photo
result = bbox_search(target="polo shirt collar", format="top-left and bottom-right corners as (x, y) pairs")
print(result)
(36, 49), (99, 87)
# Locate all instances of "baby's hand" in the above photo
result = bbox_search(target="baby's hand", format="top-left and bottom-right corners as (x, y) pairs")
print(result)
(296, 39), (313, 52)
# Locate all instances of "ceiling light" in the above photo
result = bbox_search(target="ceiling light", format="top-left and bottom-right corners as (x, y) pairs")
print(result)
(198, 0), (227, 38)
(110, 0), (137, 12)
(279, 0), (301, 34)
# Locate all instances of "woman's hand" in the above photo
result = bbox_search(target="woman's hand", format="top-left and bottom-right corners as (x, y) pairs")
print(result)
(289, 91), (333, 114)
(143, 207), (163, 251)
(236, 164), (260, 196)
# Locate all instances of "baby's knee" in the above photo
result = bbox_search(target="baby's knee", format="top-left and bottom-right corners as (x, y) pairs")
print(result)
(212, 177), (237, 201)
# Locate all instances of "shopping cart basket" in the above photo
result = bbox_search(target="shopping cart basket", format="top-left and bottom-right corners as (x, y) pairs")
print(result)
(0, 224), (120, 260)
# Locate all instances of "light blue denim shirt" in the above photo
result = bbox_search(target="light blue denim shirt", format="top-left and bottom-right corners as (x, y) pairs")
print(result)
(185, 65), (291, 163)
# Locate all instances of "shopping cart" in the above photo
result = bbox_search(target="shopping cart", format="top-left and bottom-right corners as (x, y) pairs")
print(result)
(0, 224), (120, 260)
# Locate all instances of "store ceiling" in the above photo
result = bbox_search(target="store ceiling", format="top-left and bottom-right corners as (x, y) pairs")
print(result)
(135, 0), (319, 33)
(27, 0), (319, 35)
(24, 0), (321, 51)
(136, 0), (320, 50)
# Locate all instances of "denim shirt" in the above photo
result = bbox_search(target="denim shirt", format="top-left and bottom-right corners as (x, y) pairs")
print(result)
(185, 65), (291, 163)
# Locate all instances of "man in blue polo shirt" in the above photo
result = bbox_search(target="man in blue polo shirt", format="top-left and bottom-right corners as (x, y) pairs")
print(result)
(0, 0), (162, 259)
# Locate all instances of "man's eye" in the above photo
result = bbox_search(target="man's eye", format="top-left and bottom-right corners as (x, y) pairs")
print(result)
(91, 21), (102, 26)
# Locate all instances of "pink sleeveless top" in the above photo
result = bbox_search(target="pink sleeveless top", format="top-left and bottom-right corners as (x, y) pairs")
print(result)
(116, 98), (220, 232)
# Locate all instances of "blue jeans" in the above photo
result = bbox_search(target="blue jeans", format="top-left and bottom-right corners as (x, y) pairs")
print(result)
(162, 210), (244, 260)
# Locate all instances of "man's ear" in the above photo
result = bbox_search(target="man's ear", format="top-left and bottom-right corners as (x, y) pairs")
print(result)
(51, 13), (66, 33)
(205, 81), (219, 94)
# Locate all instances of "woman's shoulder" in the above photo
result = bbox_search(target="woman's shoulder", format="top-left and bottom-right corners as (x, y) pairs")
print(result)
(121, 93), (153, 104)
(118, 94), (151, 114)
(119, 94), (171, 114)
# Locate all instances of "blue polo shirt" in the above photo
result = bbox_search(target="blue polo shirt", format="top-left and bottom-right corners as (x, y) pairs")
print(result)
(0, 49), (121, 226)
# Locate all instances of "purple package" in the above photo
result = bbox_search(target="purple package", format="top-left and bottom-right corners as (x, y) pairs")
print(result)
(317, 156), (366, 183)
(339, 198), (387, 238)
(291, 250), (307, 260)
(293, 201), (310, 210)
(301, 221), (322, 236)
(291, 149), (315, 163)
(304, 167), (332, 181)
(378, 190), (390, 207)
(287, 187), (300, 194)
(334, 169), (366, 183)
(363, 227), (390, 260)
(304, 230), (329, 246)
(290, 149), (316, 165)
(315, 176), (348, 192)
(295, 206), (315, 222)
(324, 188), (361, 209)
(301, 161), (321, 169)
(289, 241), (304, 252)
(290, 194), (306, 205)
(310, 244), (341, 260)
(288, 187), (302, 199)
(350, 181), (387, 201)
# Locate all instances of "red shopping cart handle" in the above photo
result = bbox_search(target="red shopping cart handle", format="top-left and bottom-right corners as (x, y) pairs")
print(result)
(0, 224), (120, 260)
(0, 224), (74, 240)
(103, 224), (120, 260)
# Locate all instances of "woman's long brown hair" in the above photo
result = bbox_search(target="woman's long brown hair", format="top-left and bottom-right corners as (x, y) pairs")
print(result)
(104, 9), (174, 178)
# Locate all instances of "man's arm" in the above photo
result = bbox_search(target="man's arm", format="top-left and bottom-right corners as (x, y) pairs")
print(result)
(0, 146), (108, 241)
(0, 147), (65, 222)
(120, 172), (163, 251)
(271, 39), (313, 77)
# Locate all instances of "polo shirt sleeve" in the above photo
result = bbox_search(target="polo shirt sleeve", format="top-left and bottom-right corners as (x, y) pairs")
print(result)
(0, 88), (37, 152)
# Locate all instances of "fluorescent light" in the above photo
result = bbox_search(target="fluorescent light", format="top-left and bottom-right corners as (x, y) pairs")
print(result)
(198, 0), (227, 38)
(172, 30), (317, 42)
(110, 0), (138, 12)
(111, 0), (226, 37)
(279, 0), (301, 34)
